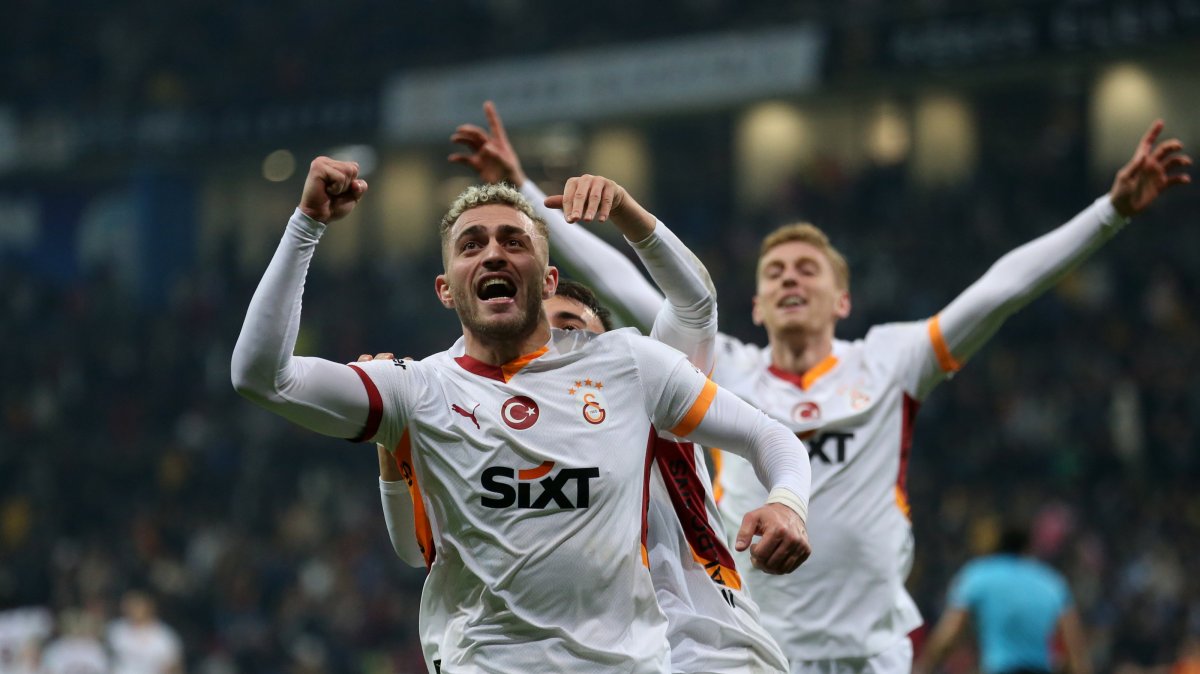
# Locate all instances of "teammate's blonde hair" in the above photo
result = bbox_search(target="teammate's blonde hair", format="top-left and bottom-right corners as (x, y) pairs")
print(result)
(440, 183), (549, 264)
(758, 222), (850, 290)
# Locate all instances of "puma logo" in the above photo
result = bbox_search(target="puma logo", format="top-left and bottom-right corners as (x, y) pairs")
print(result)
(451, 403), (480, 429)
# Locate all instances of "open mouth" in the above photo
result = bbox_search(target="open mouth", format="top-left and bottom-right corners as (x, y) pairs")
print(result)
(778, 295), (807, 309)
(477, 276), (518, 303)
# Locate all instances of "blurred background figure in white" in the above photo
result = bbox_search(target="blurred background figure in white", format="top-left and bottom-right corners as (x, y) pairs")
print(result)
(107, 592), (182, 674)
(40, 609), (110, 674)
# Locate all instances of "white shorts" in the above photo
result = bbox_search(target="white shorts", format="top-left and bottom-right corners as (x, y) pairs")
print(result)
(789, 637), (912, 674)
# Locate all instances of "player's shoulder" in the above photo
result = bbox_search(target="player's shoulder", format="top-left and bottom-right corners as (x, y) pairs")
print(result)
(351, 349), (443, 390)
(549, 325), (663, 359)
(854, 319), (932, 361)
(713, 331), (768, 381)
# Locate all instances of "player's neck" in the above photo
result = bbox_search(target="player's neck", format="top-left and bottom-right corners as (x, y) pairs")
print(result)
(767, 328), (834, 375)
(462, 320), (552, 366)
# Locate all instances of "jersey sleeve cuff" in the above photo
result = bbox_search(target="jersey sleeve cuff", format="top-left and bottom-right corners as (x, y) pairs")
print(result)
(379, 477), (407, 493)
(1095, 194), (1130, 232)
(346, 364), (383, 442)
(289, 208), (328, 239)
(767, 487), (808, 524)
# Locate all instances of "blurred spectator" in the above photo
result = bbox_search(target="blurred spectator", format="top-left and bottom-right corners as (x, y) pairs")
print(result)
(108, 592), (182, 674)
(40, 609), (109, 674)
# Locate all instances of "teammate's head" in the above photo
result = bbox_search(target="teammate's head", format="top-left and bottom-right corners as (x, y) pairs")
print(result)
(547, 279), (613, 333)
(752, 222), (851, 338)
(436, 184), (558, 341)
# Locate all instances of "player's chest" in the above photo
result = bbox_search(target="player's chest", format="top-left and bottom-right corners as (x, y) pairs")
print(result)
(743, 362), (889, 431)
(416, 369), (653, 461)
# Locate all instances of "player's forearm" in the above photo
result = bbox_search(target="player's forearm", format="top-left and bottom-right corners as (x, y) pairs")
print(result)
(1059, 608), (1093, 674)
(520, 182), (663, 331)
(685, 388), (811, 522)
(379, 478), (427, 567)
(231, 208), (372, 438)
(938, 195), (1127, 363)
(637, 222), (719, 372)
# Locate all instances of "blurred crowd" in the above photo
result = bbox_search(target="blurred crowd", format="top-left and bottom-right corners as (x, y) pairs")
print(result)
(2, 113), (1199, 674)
(2, 0), (1063, 115)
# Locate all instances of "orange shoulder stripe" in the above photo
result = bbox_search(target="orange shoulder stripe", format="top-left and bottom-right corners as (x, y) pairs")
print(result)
(670, 379), (718, 437)
(928, 314), (963, 373)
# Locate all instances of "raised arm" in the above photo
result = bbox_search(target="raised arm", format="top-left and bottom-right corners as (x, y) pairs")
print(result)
(936, 121), (1191, 371)
(449, 101), (664, 330)
(632, 336), (812, 575)
(547, 174), (719, 372)
(681, 384), (811, 573)
(230, 158), (377, 439)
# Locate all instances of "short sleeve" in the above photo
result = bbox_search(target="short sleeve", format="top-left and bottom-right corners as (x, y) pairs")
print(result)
(627, 333), (713, 435)
(1053, 573), (1073, 611)
(946, 566), (978, 610)
(863, 320), (952, 401)
(347, 357), (429, 450)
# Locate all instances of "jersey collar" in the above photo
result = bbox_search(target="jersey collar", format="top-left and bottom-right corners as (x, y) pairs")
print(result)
(454, 346), (550, 383)
(767, 354), (839, 390)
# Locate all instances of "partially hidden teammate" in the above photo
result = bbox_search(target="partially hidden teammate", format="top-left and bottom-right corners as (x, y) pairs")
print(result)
(446, 102), (1191, 673)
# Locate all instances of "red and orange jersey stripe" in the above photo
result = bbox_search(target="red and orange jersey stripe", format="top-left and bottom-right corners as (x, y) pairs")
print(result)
(393, 429), (436, 569)
(656, 435), (742, 589)
(895, 394), (920, 521)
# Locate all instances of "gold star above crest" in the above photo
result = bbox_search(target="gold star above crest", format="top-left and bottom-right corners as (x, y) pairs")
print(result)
(568, 388), (576, 396)
(584, 378), (593, 387)
(575, 380), (582, 387)
(595, 381), (603, 389)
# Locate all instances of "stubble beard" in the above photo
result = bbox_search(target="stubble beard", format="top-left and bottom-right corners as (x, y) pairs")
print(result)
(453, 277), (545, 342)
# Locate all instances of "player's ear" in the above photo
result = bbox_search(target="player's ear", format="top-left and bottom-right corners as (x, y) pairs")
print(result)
(435, 275), (455, 309)
(542, 266), (559, 300)
(834, 289), (851, 319)
(751, 294), (764, 326)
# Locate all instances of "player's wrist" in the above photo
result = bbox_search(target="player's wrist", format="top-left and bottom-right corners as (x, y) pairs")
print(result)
(766, 487), (808, 524)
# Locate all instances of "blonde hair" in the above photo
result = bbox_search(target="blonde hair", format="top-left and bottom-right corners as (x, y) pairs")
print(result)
(440, 183), (548, 263)
(758, 222), (850, 290)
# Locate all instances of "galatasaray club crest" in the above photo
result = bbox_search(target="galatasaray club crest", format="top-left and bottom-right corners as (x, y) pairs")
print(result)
(567, 378), (607, 425)
(792, 401), (821, 423)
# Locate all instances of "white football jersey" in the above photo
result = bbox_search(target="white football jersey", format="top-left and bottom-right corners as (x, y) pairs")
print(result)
(354, 327), (721, 673)
(107, 619), (182, 674)
(39, 637), (110, 674)
(712, 319), (952, 661)
(0, 607), (51, 674)
(647, 437), (789, 673)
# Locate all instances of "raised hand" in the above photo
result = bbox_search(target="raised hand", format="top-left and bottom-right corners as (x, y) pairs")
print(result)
(546, 174), (625, 224)
(1110, 119), (1192, 218)
(544, 174), (656, 241)
(735, 503), (812, 575)
(449, 101), (528, 186)
(299, 157), (368, 223)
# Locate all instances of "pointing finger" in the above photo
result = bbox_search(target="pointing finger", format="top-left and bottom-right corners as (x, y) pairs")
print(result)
(484, 101), (510, 144)
(1139, 119), (1165, 153)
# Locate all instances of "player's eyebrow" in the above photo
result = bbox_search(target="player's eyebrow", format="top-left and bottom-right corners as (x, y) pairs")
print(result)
(452, 223), (532, 244)
(551, 310), (585, 325)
